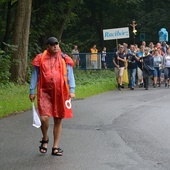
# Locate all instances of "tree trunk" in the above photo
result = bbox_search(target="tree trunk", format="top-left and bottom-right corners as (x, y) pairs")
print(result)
(58, 7), (72, 41)
(10, 0), (32, 83)
(2, 0), (12, 50)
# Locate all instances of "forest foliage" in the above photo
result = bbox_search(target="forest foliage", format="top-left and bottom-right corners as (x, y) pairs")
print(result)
(0, 0), (170, 84)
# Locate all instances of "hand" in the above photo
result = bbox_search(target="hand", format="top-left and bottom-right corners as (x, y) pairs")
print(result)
(116, 65), (120, 69)
(117, 56), (120, 60)
(29, 94), (35, 102)
(69, 93), (75, 99)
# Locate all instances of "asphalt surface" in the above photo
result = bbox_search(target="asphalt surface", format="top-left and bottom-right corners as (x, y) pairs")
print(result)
(1, 84), (170, 170)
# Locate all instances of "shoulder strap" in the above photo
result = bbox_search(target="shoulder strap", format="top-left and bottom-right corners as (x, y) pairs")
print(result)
(61, 52), (66, 61)
(40, 50), (47, 64)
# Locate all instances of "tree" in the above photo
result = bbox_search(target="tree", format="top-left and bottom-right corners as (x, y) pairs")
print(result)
(1, 0), (17, 50)
(10, 0), (32, 83)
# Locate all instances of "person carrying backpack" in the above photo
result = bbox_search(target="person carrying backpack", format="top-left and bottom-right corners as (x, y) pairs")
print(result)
(29, 37), (75, 156)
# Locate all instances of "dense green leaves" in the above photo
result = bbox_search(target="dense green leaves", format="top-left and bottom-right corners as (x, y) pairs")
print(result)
(1, 0), (169, 53)
(0, 0), (170, 84)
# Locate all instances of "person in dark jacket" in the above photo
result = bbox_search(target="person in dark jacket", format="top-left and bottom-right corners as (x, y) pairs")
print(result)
(127, 45), (139, 90)
(140, 47), (154, 90)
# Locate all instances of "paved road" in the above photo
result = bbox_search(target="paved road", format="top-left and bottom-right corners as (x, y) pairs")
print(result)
(1, 85), (170, 170)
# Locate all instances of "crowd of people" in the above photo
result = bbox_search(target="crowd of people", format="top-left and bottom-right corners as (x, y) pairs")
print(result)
(71, 41), (170, 91)
(113, 41), (170, 91)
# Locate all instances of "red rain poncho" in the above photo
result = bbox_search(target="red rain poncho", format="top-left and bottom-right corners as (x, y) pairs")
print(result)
(32, 49), (74, 118)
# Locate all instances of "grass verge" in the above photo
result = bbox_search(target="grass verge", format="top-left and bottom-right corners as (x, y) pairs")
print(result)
(0, 69), (117, 118)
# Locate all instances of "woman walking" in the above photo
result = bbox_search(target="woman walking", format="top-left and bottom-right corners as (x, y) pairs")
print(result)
(153, 49), (163, 87)
(164, 48), (170, 87)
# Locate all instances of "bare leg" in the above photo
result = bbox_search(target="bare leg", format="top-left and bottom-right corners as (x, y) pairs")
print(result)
(53, 118), (62, 148)
(76, 59), (80, 68)
(40, 116), (50, 152)
(104, 62), (107, 69)
(153, 77), (157, 87)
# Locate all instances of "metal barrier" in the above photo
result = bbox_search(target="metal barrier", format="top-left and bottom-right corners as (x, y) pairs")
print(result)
(74, 52), (116, 69)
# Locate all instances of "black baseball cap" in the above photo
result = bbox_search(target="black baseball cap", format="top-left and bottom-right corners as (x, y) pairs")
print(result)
(46, 37), (59, 45)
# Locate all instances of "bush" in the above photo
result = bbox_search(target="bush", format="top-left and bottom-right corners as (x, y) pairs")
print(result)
(0, 50), (11, 86)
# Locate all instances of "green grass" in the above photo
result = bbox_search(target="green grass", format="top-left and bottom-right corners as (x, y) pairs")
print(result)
(0, 69), (117, 118)
(0, 83), (30, 118)
(74, 69), (117, 98)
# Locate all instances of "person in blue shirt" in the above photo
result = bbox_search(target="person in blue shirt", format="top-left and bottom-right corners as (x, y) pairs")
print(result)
(29, 37), (75, 156)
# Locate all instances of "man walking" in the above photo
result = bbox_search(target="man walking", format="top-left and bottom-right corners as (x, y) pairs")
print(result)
(29, 37), (75, 156)
(140, 47), (154, 90)
(113, 45), (126, 90)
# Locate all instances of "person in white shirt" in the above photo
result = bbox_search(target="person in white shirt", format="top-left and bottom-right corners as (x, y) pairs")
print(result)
(164, 48), (170, 87)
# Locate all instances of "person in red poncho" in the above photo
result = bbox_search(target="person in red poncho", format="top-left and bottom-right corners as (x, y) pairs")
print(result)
(29, 37), (75, 156)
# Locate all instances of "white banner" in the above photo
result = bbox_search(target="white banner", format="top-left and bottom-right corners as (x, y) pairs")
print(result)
(103, 27), (129, 40)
